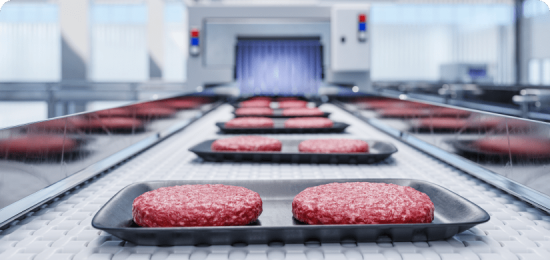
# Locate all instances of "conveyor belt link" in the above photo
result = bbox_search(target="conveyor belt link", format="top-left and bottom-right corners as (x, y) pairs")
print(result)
(1, 104), (549, 260)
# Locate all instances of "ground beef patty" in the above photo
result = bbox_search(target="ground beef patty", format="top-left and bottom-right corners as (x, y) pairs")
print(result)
(285, 117), (333, 128)
(278, 100), (307, 108)
(225, 117), (274, 128)
(133, 184), (263, 227)
(239, 100), (271, 108)
(0, 135), (77, 155)
(473, 136), (550, 156)
(162, 99), (200, 110)
(292, 182), (434, 225)
(211, 136), (282, 151)
(235, 107), (273, 116)
(134, 107), (176, 118)
(282, 108), (324, 116)
(299, 139), (368, 153)
(83, 118), (144, 131)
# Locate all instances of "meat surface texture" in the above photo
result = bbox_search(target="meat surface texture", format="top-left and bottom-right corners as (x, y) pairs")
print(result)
(239, 100), (271, 108)
(292, 182), (434, 225)
(284, 117), (334, 128)
(133, 184), (263, 227)
(225, 117), (274, 128)
(298, 139), (368, 153)
(278, 100), (308, 109)
(235, 107), (274, 116)
(282, 108), (324, 116)
(211, 136), (282, 151)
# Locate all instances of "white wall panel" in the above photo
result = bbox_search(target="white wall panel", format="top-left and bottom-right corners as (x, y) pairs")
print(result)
(0, 102), (48, 129)
(163, 24), (187, 82)
(531, 14), (550, 59)
(370, 4), (515, 84)
(90, 24), (148, 82)
(0, 23), (60, 81)
(371, 24), (452, 81)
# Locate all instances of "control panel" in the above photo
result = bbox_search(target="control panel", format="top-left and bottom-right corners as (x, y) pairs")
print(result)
(331, 5), (370, 71)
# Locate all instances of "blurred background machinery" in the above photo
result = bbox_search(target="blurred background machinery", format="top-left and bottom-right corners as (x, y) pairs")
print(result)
(0, 0), (548, 128)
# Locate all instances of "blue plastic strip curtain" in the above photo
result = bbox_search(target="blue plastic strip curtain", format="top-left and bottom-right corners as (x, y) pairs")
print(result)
(236, 39), (322, 96)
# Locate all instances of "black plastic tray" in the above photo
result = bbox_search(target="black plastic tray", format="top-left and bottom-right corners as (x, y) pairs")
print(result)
(216, 120), (349, 134)
(233, 110), (330, 118)
(189, 139), (397, 164)
(231, 102), (320, 109)
(91, 179), (490, 246)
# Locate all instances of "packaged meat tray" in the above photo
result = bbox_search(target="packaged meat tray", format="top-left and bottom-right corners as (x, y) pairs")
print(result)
(189, 139), (397, 164)
(216, 118), (349, 134)
(234, 109), (329, 118)
(92, 179), (489, 246)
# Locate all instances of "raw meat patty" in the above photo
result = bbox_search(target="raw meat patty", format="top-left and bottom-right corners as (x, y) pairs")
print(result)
(0, 135), (77, 155)
(134, 107), (176, 118)
(211, 136), (282, 151)
(240, 100), (271, 108)
(84, 118), (144, 130)
(225, 117), (274, 128)
(414, 118), (500, 130)
(298, 139), (368, 153)
(282, 108), (324, 116)
(284, 117), (334, 128)
(235, 107), (273, 116)
(162, 99), (200, 109)
(133, 184), (263, 227)
(473, 136), (550, 156)
(292, 182), (434, 225)
(278, 100), (308, 109)
(94, 108), (134, 117)
(31, 118), (81, 132)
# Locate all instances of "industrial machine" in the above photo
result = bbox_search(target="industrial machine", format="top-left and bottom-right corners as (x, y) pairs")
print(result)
(186, 3), (371, 95)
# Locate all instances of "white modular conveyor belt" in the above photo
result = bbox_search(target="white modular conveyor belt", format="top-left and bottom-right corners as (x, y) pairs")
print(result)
(1, 104), (550, 260)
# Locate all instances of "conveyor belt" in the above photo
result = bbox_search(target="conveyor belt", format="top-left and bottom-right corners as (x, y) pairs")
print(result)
(1, 104), (550, 260)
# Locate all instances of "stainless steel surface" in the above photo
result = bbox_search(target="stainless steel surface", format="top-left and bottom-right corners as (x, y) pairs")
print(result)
(1, 103), (549, 260)
(0, 96), (222, 227)
(336, 96), (550, 213)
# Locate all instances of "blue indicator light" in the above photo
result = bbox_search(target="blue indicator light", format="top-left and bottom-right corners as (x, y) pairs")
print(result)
(359, 23), (366, 31)
(191, 38), (199, 46)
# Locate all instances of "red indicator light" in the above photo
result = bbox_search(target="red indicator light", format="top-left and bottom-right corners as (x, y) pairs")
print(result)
(359, 14), (366, 23)
(191, 29), (199, 38)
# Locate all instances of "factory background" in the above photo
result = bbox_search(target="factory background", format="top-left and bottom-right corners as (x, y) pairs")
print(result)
(0, 0), (549, 127)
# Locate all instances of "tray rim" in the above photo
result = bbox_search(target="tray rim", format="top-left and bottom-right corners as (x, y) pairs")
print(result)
(233, 112), (331, 118)
(215, 122), (350, 133)
(189, 138), (398, 156)
(92, 178), (490, 232)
